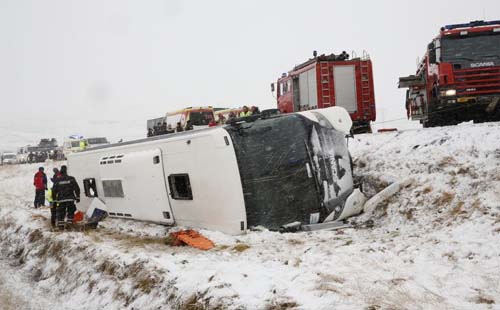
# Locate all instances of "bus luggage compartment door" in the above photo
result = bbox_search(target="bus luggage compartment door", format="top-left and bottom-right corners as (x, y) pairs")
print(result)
(99, 148), (174, 224)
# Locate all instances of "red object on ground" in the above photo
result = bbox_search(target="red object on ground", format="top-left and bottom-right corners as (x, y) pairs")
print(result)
(170, 230), (215, 250)
(73, 211), (84, 223)
(377, 128), (398, 133)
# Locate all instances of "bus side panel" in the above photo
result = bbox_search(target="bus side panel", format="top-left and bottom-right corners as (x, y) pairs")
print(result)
(163, 129), (247, 235)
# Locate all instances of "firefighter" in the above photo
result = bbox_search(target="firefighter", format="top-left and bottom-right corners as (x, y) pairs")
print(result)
(49, 168), (62, 226)
(239, 106), (252, 117)
(52, 165), (80, 228)
(33, 167), (47, 208)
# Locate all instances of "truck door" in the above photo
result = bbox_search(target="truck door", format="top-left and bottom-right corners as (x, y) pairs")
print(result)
(333, 65), (358, 113)
(98, 149), (174, 224)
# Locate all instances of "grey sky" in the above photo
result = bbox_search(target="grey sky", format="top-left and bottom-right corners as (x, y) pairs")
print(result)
(0, 0), (499, 130)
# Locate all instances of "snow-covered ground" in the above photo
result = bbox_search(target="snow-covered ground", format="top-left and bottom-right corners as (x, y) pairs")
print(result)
(0, 122), (499, 309)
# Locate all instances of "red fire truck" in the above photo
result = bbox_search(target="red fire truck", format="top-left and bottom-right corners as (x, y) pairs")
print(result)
(273, 51), (376, 133)
(399, 20), (500, 127)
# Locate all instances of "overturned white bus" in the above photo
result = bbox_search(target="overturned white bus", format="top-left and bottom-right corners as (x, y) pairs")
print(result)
(68, 107), (363, 235)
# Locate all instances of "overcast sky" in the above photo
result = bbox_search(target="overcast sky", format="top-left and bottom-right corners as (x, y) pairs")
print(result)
(1, 0), (499, 133)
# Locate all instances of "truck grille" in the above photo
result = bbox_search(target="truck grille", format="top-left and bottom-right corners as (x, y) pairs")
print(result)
(454, 66), (500, 96)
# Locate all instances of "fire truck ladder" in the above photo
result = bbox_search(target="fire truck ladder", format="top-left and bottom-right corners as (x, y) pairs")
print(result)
(319, 62), (331, 106)
(360, 61), (371, 106)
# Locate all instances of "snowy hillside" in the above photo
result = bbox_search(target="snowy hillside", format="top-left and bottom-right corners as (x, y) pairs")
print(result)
(0, 122), (499, 309)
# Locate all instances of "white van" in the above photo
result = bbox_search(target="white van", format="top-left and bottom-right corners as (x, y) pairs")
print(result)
(63, 137), (84, 157)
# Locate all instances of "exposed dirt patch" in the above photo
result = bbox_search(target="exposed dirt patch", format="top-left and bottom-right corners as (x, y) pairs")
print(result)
(232, 244), (250, 252)
(433, 192), (455, 206)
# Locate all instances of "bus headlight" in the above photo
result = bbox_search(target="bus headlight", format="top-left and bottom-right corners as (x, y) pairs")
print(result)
(444, 89), (456, 97)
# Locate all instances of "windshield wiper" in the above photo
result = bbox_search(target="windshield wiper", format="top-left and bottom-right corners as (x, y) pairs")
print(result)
(449, 56), (475, 61)
(481, 54), (500, 59)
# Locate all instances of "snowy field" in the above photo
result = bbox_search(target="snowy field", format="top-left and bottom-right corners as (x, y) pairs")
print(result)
(0, 122), (499, 309)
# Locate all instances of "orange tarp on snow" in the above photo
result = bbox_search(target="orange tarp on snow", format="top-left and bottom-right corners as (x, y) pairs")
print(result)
(170, 230), (215, 250)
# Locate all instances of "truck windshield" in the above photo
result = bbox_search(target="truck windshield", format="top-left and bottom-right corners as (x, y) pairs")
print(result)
(441, 33), (500, 66)
(188, 111), (213, 126)
(3, 154), (15, 159)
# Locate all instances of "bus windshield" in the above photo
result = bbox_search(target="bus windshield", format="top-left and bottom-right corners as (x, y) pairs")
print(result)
(441, 33), (500, 66)
(188, 111), (213, 126)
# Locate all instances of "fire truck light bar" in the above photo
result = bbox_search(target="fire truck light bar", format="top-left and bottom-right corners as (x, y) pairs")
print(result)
(443, 20), (500, 31)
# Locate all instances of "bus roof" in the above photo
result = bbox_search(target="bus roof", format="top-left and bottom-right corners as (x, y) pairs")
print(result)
(166, 106), (214, 116)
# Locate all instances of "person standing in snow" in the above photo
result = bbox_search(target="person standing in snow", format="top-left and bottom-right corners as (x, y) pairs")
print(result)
(48, 168), (62, 226)
(185, 120), (194, 131)
(239, 106), (252, 117)
(217, 113), (226, 125)
(250, 106), (260, 115)
(176, 122), (184, 133)
(52, 165), (80, 227)
(33, 167), (48, 208)
(208, 116), (217, 127)
(227, 111), (237, 123)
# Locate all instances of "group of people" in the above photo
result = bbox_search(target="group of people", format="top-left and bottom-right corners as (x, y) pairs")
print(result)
(147, 105), (262, 137)
(33, 165), (81, 228)
(209, 105), (261, 126)
(148, 120), (194, 137)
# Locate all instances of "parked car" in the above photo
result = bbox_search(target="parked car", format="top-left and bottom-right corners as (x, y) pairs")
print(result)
(1, 152), (17, 165)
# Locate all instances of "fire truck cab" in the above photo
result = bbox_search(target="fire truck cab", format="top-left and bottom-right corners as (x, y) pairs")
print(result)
(399, 20), (500, 127)
(273, 51), (376, 133)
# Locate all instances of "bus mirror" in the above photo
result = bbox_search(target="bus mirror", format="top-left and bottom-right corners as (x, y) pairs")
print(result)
(271, 83), (275, 92)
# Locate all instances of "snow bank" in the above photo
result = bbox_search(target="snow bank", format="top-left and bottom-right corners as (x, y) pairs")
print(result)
(0, 121), (499, 309)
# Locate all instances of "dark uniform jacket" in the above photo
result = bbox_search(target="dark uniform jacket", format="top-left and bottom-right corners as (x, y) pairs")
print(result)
(53, 175), (81, 203)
